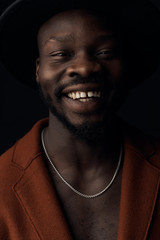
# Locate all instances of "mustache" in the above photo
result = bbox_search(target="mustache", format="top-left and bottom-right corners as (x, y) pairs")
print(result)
(55, 74), (111, 97)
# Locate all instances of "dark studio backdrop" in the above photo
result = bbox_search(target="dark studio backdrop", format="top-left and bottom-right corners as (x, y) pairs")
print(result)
(0, 0), (160, 155)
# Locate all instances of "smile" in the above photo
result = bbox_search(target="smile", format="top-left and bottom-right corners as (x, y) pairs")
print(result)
(61, 87), (104, 114)
(67, 91), (101, 101)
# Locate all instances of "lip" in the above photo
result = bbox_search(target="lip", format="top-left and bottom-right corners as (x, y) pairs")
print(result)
(62, 93), (103, 114)
(62, 83), (102, 95)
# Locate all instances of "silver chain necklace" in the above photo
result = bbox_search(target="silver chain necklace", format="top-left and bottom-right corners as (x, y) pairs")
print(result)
(41, 129), (122, 199)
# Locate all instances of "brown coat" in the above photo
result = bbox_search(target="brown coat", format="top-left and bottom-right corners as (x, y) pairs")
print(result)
(0, 118), (160, 240)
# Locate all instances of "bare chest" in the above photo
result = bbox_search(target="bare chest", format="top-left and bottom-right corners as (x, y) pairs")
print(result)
(45, 155), (122, 240)
(59, 181), (121, 240)
(67, 200), (120, 240)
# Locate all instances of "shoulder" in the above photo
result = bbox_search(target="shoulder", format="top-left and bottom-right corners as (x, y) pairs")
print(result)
(123, 121), (160, 169)
(0, 118), (48, 181)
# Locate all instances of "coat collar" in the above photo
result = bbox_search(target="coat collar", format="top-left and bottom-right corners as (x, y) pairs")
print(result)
(118, 141), (160, 239)
(12, 118), (158, 170)
(12, 118), (73, 239)
(12, 119), (160, 239)
(117, 124), (160, 239)
(13, 154), (72, 240)
(12, 118), (48, 170)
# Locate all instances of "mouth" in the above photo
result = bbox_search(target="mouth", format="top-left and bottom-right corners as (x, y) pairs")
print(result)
(67, 90), (101, 102)
(60, 84), (104, 114)
(62, 83), (102, 102)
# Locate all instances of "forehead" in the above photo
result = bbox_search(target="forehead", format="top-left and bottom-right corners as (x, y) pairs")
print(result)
(37, 9), (116, 46)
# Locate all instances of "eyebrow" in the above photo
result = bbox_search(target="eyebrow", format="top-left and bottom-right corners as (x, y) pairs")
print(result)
(44, 33), (115, 46)
(45, 34), (75, 45)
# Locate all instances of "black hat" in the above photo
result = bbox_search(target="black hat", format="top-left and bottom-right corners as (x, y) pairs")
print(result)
(0, 0), (160, 88)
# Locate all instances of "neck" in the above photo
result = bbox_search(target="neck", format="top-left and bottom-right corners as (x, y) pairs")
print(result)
(42, 113), (123, 197)
(43, 113), (122, 171)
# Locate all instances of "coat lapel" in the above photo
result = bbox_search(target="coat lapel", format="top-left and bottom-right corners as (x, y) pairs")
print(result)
(13, 154), (73, 240)
(11, 119), (73, 240)
(118, 130), (160, 240)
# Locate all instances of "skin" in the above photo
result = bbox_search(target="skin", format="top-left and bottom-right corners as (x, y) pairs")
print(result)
(36, 9), (129, 240)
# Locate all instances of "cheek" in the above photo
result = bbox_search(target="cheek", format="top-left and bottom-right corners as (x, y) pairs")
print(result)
(38, 63), (55, 82)
(37, 67), (54, 98)
(107, 59), (124, 82)
(38, 64), (58, 92)
(38, 65), (63, 106)
(38, 58), (66, 87)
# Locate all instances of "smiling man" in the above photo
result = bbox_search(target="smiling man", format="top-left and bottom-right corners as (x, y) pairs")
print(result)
(36, 9), (127, 142)
(0, 0), (160, 240)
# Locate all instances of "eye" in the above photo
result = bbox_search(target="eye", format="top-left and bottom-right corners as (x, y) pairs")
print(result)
(95, 49), (116, 60)
(48, 50), (73, 63)
(49, 51), (71, 58)
(55, 52), (68, 57)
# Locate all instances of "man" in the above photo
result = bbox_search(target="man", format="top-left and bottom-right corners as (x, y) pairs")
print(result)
(0, 0), (160, 239)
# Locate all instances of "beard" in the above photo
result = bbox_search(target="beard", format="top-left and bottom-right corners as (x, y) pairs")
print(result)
(37, 76), (128, 142)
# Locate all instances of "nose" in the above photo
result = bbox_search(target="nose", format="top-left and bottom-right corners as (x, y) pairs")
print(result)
(66, 54), (102, 78)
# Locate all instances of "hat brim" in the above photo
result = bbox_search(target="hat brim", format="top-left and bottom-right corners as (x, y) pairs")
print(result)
(0, 0), (160, 88)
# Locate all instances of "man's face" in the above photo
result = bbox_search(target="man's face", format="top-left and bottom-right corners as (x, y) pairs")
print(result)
(36, 10), (128, 139)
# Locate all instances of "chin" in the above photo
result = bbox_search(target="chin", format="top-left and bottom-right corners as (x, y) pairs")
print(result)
(51, 104), (116, 142)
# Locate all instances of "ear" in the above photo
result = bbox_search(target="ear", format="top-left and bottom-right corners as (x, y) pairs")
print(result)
(36, 58), (40, 83)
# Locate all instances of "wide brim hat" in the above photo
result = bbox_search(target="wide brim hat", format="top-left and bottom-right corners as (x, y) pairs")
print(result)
(0, 0), (160, 88)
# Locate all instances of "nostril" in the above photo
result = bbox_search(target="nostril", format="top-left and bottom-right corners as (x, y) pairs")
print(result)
(69, 72), (79, 77)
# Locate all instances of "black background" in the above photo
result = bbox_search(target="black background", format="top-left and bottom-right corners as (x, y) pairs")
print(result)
(0, 0), (160, 155)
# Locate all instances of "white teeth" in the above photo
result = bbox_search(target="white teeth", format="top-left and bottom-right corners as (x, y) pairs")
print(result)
(72, 92), (76, 99)
(68, 93), (73, 98)
(76, 92), (80, 98)
(79, 98), (92, 102)
(87, 91), (94, 97)
(79, 98), (89, 102)
(80, 92), (87, 98)
(67, 91), (101, 100)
